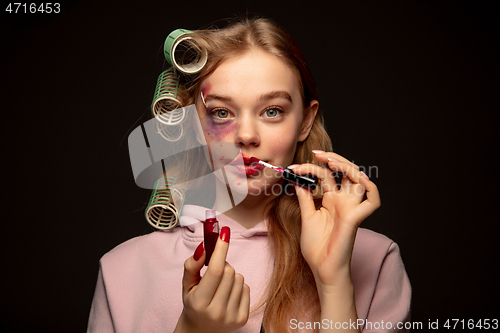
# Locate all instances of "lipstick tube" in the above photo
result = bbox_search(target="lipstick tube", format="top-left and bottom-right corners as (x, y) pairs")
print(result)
(250, 157), (318, 190)
(283, 168), (318, 190)
(203, 210), (219, 266)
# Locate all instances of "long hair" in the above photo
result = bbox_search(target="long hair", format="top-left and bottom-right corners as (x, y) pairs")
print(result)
(174, 17), (333, 332)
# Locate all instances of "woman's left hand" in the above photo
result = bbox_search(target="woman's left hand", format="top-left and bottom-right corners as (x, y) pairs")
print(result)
(291, 151), (381, 293)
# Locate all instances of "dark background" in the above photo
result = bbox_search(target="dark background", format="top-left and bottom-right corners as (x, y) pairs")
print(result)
(1, 0), (498, 332)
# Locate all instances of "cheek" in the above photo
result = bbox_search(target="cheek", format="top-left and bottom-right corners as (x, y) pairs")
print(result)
(203, 122), (237, 142)
(266, 126), (300, 160)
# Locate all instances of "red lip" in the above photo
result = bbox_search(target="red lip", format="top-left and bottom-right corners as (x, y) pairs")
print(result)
(241, 153), (264, 165)
(232, 164), (265, 176)
(232, 153), (265, 176)
(241, 154), (253, 165)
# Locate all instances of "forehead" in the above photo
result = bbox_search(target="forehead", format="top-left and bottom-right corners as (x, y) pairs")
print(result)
(201, 49), (301, 99)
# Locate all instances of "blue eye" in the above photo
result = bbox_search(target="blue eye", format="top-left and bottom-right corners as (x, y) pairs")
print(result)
(263, 107), (283, 118)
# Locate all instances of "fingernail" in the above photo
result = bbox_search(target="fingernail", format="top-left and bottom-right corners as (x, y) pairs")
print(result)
(312, 150), (325, 154)
(328, 158), (340, 163)
(193, 241), (204, 261)
(287, 164), (300, 169)
(220, 226), (230, 243)
(360, 171), (369, 180)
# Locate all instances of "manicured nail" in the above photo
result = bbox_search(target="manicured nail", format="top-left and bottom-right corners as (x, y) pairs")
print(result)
(312, 150), (325, 154)
(328, 158), (340, 163)
(193, 241), (204, 261)
(360, 171), (369, 180)
(287, 164), (300, 169)
(220, 226), (230, 243)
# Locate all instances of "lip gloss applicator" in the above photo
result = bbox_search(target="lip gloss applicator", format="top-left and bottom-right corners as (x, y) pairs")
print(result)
(249, 157), (318, 190)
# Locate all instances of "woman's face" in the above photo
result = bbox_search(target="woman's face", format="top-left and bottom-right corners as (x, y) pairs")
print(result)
(197, 48), (317, 196)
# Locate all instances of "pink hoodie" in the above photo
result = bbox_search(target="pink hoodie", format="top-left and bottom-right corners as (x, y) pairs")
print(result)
(87, 205), (411, 332)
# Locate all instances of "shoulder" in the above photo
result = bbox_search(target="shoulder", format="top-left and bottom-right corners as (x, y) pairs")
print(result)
(352, 229), (412, 326)
(353, 227), (395, 259)
(100, 229), (183, 271)
(351, 228), (406, 288)
(103, 231), (167, 257)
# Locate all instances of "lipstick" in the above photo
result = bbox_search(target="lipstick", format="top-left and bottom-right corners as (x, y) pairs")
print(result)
(203, 210), (219, 266)
(249, 157), (318, 190)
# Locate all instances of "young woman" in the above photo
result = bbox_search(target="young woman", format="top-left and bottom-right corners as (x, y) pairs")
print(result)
(87, 17), (411, 333)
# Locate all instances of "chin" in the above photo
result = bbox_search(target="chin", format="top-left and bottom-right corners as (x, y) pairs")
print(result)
(245, 177), (283, 198)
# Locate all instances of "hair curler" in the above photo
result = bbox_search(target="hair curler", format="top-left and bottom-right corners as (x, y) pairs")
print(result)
(151, 68), (183, 123)
(164, 29), (207, 74)
(151, 70), (189, 142)
(145, 177), (181, 230)
(136, 28), (211, 230)
(155, 119), (184, 142)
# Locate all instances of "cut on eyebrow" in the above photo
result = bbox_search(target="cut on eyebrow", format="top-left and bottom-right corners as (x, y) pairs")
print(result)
(203, 90), (293, 103)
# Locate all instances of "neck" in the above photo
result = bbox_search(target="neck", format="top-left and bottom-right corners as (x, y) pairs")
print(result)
(212, 178), (280, 229)
(221, 194), (277, 229)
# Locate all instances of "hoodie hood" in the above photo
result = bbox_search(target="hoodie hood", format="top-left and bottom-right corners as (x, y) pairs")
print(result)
(179, 204), (268, 239)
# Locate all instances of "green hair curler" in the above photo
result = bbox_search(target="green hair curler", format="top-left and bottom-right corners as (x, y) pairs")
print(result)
(164, 29), (207, 74)
(145, 177), (183, 230)
(156, 119), (184, 142)
(151, 68), (183, 123)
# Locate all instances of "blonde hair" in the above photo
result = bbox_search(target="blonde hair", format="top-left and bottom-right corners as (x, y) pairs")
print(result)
(173, 17), (333, 332)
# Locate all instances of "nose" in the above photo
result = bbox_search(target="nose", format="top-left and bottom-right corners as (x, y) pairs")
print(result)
(234, 116), (260, 148)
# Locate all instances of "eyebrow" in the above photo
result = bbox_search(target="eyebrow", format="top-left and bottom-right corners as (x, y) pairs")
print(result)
(260, 91), (292, 103)
(204, 90), (293, 103)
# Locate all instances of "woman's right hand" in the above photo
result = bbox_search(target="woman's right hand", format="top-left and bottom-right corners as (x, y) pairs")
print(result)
(174, 227), (250, 333)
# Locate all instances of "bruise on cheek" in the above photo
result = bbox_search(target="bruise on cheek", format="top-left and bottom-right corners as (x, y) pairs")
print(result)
(205, 121), (236, 142)
(200, 83), (236, 142)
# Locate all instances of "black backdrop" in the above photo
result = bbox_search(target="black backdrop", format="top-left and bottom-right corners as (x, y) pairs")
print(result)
(1, 1), (498, 332)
